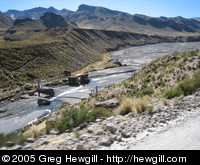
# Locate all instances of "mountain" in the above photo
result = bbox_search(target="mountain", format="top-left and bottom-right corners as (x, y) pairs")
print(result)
(4, 7), (73, 20)
(65, 4), (200, 35)
(9, 12), (77, 31)
(193, 18), (200, 22)
(3, 5), (200, 35)
(40, 12), (67, 28)
(0, 12), (13, 30)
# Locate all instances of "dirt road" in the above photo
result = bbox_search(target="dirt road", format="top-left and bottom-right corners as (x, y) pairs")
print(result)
(129, 114), (200, 150)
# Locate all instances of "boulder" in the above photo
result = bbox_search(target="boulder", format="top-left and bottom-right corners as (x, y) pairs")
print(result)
(98, 138), (113, 147)
(6, 141), (15, 147)
(95, 98), (119, 108)
(0, 107), (7, 113)
(105, 124), (117, 134)
(38, 98), (51, 106)
(26, 138), (35, 143)
(64, 70), (71, 76)
(28, 91), (35, 96)
(25, 84), (32, 90)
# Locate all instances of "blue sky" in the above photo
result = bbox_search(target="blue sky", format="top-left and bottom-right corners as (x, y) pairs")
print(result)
(0, 0), (199, 18)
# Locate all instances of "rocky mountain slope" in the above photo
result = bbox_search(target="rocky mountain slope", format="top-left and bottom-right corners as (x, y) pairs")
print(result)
(0, 12), (13, 30)
(3, 5), (200, 35)
(4, 7), (73, 20)
(8, 12), (75, 31)
(66, 5), (200, 35)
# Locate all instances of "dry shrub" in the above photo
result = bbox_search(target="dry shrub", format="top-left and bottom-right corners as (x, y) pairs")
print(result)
(133, 98), (147, 114)
(114, 98), (147, 115)
(114, 98), (134, 115)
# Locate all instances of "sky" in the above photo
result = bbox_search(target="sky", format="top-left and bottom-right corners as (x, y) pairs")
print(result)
(0, 0), (199, 18)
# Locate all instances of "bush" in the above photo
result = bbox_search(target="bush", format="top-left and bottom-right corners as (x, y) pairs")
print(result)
(55, 107), (112, 133)
(164, 88), (182, 99)
(114, 98), (134, 115)
(0, 133), (25, 147)
(133, 98), (147, 114)
(114, 98), (147, 115)
(164, 70), (200, 99)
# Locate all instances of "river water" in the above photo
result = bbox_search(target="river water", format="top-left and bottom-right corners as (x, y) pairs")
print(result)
(0, 42), (200, 134)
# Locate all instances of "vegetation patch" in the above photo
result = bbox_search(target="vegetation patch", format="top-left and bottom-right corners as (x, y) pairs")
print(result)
(53, 106), (113, 133)
(164, 70), (200, 99)
(0, 133), (25, 148)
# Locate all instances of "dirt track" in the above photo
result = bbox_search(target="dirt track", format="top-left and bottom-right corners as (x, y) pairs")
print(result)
(130, 113), (200, 150)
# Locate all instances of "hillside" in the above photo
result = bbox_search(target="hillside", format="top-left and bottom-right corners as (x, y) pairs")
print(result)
(92, 49), (200, 104)
(1, 49), (200, 150)
(1, 28), (184, 91)
(0, 12), (13, 30)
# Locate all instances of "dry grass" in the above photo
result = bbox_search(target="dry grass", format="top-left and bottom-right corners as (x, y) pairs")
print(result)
(133, 98), (147, 114)
(73, 53), (116, 75)
(114, 97), (147, 115)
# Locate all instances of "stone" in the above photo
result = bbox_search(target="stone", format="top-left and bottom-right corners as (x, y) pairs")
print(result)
(121, 131), (132, 138)
(96, 130), (105, 135)
(49, 130), (59, 135)
(38, 98), (51, 106)
(98, 138), (113, 147)
(38, 138), (49, 145)
(76, 144), (84, 150)
(25, 84), (32, 90)
(64, 70), (71, 76)
(20, 95), (29, 99)
(95, 119), (103, 122)
(105, 124), (117, 134)
(28, 91), (35, 96)
(79, 134), (91, 141)
(22, 144), (33, 150)
(0, 107), (7, 113)
(79, 122), (88, 130)
(26, 138), (35, 143)
(95, 98), (119, 108)
(116, 135), (122, 142)
(12, 145), (22, 150)
(6, 141), (15, 147)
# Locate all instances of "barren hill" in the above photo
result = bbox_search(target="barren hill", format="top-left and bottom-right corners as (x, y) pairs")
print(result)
(0, 12), (13, 30)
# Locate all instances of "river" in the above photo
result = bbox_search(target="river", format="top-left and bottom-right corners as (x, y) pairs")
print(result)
(0, 42), (200, 134)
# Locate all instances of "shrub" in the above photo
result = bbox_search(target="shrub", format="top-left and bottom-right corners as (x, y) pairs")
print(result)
(115, 98), (147, 115)
(55, 106), (112, 133)
(0, 133), (25, 147)
(164, 70), (200, 99)
(133, 98), (147, 114)
(164, 88), (182, 99)
(114, 98), (134, 115)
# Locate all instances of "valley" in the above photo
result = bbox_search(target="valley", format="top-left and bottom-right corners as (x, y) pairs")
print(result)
(0, 3), (200, 150)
